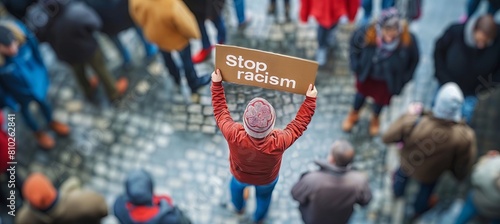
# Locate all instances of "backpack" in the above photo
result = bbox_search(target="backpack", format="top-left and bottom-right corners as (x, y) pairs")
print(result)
(114, 196), (192, 224)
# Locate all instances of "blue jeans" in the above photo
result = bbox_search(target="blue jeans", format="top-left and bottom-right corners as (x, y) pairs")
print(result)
(198, 15), (227, 50)
(233, 0), (246, 24)
(393, 167), (437, 215)
(160, 44), (202, 92)
(455, 192), (500, 224)
(19, 97), (53, 131)
(362, 0), (395, 23)
(462, 95), (478, 124)
(353, 92), (384, 115)
(230, 176), (279, 222)
(317, 24), (337, 49)
(110, 27), (158, 64)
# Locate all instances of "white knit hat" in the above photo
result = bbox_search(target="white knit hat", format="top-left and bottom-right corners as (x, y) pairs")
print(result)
(432, 82), (464, 122)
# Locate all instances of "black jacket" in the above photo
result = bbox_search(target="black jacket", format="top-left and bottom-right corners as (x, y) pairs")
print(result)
(434, 24), (500, 96)
(0, 0), (35, 19)
(183, 0), (225, 21)
(82, 0), (134, 36)
(349, 25), (420, 95)
(46, 1), (102, 64)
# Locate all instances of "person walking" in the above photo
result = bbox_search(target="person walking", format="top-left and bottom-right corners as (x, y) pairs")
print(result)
(268, 0), (291, 21)
(291, 140), (372, 224)
(211, 69), (317, 223)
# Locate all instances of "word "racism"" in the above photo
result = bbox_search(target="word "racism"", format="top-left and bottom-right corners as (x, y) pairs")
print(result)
(226, 55), (297, 89)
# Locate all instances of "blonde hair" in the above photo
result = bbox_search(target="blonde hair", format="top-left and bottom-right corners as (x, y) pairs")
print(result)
(0, 21), (26, 65)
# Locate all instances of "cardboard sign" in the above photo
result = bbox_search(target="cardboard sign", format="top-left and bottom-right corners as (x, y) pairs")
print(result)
(215, 45), (318, 95)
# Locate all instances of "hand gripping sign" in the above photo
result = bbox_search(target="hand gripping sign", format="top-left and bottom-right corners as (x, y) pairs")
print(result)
(215, 45), (318, 95)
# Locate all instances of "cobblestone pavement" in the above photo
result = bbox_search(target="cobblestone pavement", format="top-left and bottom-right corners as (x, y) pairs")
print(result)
(2, 0), (498, 224)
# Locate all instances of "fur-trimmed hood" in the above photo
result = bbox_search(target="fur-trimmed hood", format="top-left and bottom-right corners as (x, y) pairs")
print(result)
(364, 20), (413, 47)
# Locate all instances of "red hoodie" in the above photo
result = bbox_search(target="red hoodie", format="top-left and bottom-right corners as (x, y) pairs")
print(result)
(211, 82), (316, 185)
(300, 0), (360, 28)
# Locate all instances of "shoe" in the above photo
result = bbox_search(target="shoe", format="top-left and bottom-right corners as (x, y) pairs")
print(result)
(369, 115), (380, 136)
(238, 18), (252, 31)
(192, 48), (212, 64)
(35, 132), (55, 150)
(191, 75), (211, 93)
(115, 77), (129, 96)
(267, 2), (276, 15)
(89, 75), (99, 90)
(342, 110), (359, 132)
(315, 47), (328, 66)
(50, 121), (70, 136)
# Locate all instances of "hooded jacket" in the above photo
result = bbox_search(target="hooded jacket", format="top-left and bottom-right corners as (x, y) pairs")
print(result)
(114, 170), (188, 224)
(129, 0), (200, 52)
(300, 0), (359, 28)
(291, 161), (372, 224)
(434, 19), (500, 96)
(211, 81), (316, 185)
(83, 0), (135, 36)
(471, 155), (500, 219)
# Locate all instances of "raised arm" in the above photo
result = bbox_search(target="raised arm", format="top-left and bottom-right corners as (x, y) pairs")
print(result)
(276, 84), (317, 150)
(211, 69), (239, 142)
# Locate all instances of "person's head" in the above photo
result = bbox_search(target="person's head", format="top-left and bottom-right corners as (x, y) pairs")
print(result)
(378, 8), (401, 43)
(22, 173), (58, 210)
(327, 140), (355, 167)
(243, 97), (276, 139)
(0, 26), (19, 57)
(432, 82), (464, 122)
(125, 169), (154, 206)
(473, 15), (497, 49)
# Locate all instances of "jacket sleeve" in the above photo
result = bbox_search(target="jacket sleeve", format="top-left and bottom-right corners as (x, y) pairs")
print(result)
(173, 1), (201, 40)
(291, 173), (313, 205)
(275, 97), (316, 151)
(433, 26), (454, 85)
(382, 114), (417, 144)
(452, 129), (477, 181)
(356, 175), (372, 206)
(349, 26), (365, 75)
(403, 34), (420, 84)
(299, 0), (310, 23)
(211, 81), (239, 142)
(346, 0), (360, 22)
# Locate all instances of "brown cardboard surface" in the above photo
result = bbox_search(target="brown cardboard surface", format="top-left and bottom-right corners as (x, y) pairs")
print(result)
(215, 44), (318, 95)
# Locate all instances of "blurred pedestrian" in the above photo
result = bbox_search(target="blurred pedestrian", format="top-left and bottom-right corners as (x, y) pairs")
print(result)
(291, 140), (372, 224)
(455, 150), (500, 224)
(361, 0), (394, 25)
(300, 0), (360, 66)
(233, 0), (249, 29)
(0, 0), (35, 20)
(37, 0), (129, 102)
(211, 69), (317, 224)
(184, 0), (226, 64)
(82, 0), (158, 70)
(114, 169), (192, 224)
(461, 0), (500, 22)
(343, 8), (419, 136)
(382, 83), (477, 219)
(434, 14), (500, 124)
(0, 111), (23, 204)
(0, 20), (69, 150)
(16, 173), (108, 224)
(130, 0), (211, 97)
(268, 0), (291, 22)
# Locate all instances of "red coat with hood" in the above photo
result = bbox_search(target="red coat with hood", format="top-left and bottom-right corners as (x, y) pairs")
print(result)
(300, 0), (360, 28)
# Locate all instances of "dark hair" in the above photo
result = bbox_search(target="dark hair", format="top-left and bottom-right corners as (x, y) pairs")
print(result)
(474, 15), (497, 40)
(330, 140), (355, 167)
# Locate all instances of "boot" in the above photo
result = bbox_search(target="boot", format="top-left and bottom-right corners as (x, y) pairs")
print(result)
(192, 48), (212, 64)
(89, 75), (99, 90)
(50, 121), (70, 136)
(285, 2), (291, 22)
(342, 110), (359, 132)
(35, 132), (55, 150)
(267, 2), (276, 15)
(369, 115), (380, 136)
(116, 77), (129, 96)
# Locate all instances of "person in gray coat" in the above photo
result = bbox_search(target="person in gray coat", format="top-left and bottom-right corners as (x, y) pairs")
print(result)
(455, 150), (500, 224)
(291, 140), (372, 224)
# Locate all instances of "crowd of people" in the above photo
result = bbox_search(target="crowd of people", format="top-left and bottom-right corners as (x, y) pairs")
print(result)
(0, 0), (499, 223)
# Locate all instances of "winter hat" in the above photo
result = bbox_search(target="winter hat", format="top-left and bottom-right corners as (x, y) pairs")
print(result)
(22, 173), (57, 210)
(0, 26), (15, 46)
(243, 97), (276, 139)
(125, 169), (154, 206)
(432, 82), (464, 122)
(378, 8), (401, 29)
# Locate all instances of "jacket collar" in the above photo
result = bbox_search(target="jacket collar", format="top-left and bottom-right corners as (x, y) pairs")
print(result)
(314, 160), (351, 174)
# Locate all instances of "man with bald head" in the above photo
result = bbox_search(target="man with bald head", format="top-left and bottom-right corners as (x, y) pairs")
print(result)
(291, 140), (372, 224)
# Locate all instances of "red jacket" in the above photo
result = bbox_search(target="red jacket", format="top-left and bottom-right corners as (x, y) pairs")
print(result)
(212, 82), (316, 185)
(300, 0), (360, 28)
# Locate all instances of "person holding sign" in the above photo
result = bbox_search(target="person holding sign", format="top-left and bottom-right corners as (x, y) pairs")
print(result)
(343, 8), (419, 136)
(211, 69), (317, 223)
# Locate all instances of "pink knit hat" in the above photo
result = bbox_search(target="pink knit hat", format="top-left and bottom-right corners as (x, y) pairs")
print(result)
(243, 98), (276, 139)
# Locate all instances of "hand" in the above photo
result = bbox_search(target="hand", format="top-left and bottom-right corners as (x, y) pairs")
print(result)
(407, 102), (424, 115)
(306, 84), (317, 98)
(212, 69), (223, 82)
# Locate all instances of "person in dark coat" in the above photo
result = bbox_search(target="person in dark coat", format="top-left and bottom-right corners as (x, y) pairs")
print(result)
(114, 169), (191, 224)
(0, 0), (36, 20)
(0, 20), (69, 149)
(291, 140), (372, 224)
(434, 14), (500, 124)
(41, 0), (128, 101)
(343, 8), (419, 136)
(82, 0), (157, 69)
(186, 0), (226, 64)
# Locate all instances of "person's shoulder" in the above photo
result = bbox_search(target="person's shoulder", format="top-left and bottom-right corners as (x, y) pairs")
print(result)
(444, 23), (465, 35)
